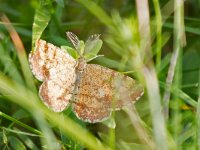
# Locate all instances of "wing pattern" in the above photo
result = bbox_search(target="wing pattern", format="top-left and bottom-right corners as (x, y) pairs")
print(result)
(72, 64), (144, 123)
(29, 40), (76, 112)
(29, 40), (144, 122)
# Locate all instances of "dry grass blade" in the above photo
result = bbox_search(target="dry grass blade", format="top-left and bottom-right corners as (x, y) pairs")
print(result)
(112, 68), (151, 147)
(124, 105), (155, 149)
(136, 0), (168, 149)
(143, 67), (168, 150)
(136, 0), (151, 59)
(163, 46), (180, 116)
(163, 0), (186, 119)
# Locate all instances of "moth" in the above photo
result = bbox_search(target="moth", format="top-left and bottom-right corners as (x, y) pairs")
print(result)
(29, 32), (144, 123)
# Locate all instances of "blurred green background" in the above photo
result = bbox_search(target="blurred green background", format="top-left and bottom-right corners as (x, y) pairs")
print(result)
(0, 0), (200, 150)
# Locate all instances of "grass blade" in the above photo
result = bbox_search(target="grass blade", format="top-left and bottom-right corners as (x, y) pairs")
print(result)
(0, 14), (36, 92)
(0, 112), (42, 135)
(32, 4), (52, 49)
(136, 0), (168, 149)
(124, 106), (155, 149)
(0, 42), (24, 84)
(197, 66), (200, 149)
(163, 0), (186, 119)
(75, 0), (112, 26)
(152, 0), (162, 70)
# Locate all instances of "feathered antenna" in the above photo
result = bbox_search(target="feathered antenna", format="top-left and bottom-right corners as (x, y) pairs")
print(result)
(66, 32), (80, 50)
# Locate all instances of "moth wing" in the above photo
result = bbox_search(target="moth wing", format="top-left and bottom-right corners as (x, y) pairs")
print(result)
(29, 39), (76, 112)
(29, 39), (76, 81)
(72, 64), (144, 123)
(112, 71), (144, 110)
(72, 64), (113, 123)
(39, 78), (75, 112)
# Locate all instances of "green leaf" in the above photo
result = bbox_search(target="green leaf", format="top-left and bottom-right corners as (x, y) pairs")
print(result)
(60, 112), (85, 150)
(13, 109), (30, 120)
(17, 132), (40, 150)
(55, 0), (64, 7)
(85, 54), (104, 62)
(78, 41), (85, 56)
(75, 0), (112, 26)
(118, 141), (147, 150)
(84, 37), (102, 55)
(61, 46), (79, 59)
(0, 42), (24, 84)
(32, 4), (52, 49)
(9, 136), (26, 150)
(102, 117), (116, 129)
(3, 128), (8, 144)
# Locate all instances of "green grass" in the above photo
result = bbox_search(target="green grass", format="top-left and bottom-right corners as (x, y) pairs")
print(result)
(0, 0), (199, 150)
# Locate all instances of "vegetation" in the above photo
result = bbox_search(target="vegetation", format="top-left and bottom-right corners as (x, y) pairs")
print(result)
(0, 0), (199, 149)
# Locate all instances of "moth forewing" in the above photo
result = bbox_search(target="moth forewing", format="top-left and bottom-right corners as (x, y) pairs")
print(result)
(112, 73), (144, 110)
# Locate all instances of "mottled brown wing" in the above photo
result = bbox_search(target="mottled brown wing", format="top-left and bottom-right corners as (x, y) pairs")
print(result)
(72, 64), (144, 123)
(29, 40), (76, 112)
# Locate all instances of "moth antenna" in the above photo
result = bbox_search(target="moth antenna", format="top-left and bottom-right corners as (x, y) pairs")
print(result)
(66, 32), (80, 49)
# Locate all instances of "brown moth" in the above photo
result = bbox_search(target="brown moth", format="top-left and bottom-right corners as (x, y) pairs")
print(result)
(29, 32), (144, 123)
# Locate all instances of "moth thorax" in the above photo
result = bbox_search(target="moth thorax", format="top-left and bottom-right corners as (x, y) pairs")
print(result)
(76, 57), (87, 72)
